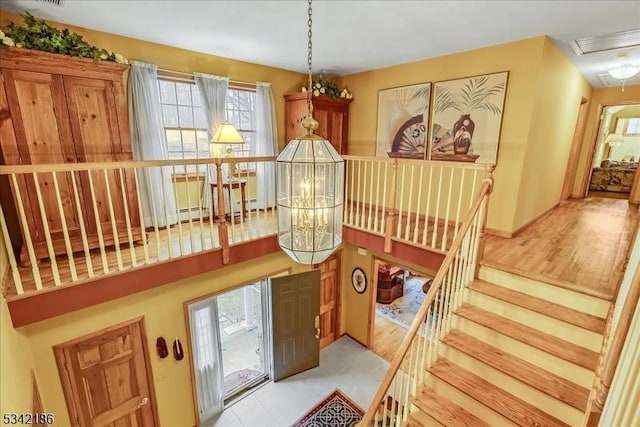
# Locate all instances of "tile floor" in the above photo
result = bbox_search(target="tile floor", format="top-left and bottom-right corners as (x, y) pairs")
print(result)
(203, 336), (389, 427)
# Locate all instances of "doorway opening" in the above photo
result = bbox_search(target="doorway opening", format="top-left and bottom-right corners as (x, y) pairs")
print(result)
(187, 279), (271, 423)
(217, 281), (269, 399)
(587, 104), (640, 201)
(369, 259), (433, 361)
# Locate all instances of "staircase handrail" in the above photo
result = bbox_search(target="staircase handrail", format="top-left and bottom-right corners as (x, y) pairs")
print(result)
(359, 178), (493, 426)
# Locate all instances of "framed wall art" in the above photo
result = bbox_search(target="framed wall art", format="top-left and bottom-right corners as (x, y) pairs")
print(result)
(429, 71), (508, 164)
(376, 83), (431, 159)
(351, 267), (367, 294)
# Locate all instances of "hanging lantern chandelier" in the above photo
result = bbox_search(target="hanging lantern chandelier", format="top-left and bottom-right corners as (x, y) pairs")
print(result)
(276, 0), (344, 265)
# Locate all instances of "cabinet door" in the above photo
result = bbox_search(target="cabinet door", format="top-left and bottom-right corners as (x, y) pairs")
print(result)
(63, 76), (139, 239)
(1, 69), (82, 253)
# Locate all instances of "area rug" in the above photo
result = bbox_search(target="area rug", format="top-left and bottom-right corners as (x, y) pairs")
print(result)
(293, 389), (363, 427)
(376, 276), (429, 329)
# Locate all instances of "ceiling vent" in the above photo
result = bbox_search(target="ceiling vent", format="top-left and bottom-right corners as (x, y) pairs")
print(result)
(571, 28), (640, 56)
(35, 0), (65, 6)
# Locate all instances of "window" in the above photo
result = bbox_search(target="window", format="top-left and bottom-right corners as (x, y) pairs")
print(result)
(157, 79), (257, 174)
(625, 118), (640, 135)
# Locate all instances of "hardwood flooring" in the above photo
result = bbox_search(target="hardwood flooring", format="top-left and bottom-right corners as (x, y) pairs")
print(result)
(483, 197), (638, 300)
(4, 213), (277, 296)
(373, 314), (408, 362)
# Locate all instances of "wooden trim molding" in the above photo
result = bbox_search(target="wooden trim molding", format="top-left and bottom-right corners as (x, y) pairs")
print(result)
(485, 203), (559, 239)
(7, 236), (280, 327)
(0, 48), (128, 81)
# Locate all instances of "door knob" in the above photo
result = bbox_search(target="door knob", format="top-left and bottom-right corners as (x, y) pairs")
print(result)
(136, 397), (149, 409)
(315, 315), (320, 339)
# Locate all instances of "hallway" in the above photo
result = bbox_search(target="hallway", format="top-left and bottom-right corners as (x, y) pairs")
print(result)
(483, 197), (638, 300)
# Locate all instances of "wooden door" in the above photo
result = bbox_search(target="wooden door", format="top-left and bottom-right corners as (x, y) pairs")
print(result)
(63, 76), (139, 241)
(1, 69), (83, 258)
(54, 317), (158, 427)
(271, 270), (320, 381)
(316, 252), (341, 349)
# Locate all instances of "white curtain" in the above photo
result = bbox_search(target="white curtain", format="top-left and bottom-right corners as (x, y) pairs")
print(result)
(128, 61), (177, 227)
(254, 82), (278, 209)
(195, 73), (229, 209)
(188, 298), (224, 424)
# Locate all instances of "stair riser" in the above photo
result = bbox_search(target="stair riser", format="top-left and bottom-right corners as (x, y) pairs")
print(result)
(453, 315), (595, 388)
(465, 291), (604, 351)
(439, 345), (585, 426)
(478, 266), (610, 317)
(422, 374), (517, 427)
(408, 406), (444, 427)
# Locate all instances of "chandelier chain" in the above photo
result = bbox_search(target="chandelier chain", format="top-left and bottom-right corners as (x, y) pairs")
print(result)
(306, 0), (313, 115)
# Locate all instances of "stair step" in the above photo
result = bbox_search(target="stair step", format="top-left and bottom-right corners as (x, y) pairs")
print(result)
(456, 304), (599, 371)
(443, 330), (589, 411)
(405, 414), (425, 427)
(429, 359), (570, 427)
(469, 280), (606, 333)
(413, 386), (491, 427)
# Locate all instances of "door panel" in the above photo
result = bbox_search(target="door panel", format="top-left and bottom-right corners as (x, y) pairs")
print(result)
(2, 69), (81, 247)
(63, 76), (139, 238)
(54, 318), (157, 427)
(316, 252), (341, 348)
(271, 270), (320, 381)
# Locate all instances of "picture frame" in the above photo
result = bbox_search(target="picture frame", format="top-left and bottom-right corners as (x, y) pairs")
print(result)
(429, 71), (508, 164)
(376, 83), (431, 159)
(351, 267), (367, 294)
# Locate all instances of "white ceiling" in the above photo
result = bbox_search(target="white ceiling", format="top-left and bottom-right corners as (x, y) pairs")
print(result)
(2, 0), (640, 88)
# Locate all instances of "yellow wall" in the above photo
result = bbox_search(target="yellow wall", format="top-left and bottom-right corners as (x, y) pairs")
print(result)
(0, 240), (37, 416)
(514, 38), (592, 230)
(572, 86), (640, 202)
(341, 37), (547, 233)
(340, 243), (438, 346)
(22, 252), (303, 427)
(0, 10), (305, 151)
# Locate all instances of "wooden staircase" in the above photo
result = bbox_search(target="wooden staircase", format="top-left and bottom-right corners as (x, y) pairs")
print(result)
(406, 264), (610, 426)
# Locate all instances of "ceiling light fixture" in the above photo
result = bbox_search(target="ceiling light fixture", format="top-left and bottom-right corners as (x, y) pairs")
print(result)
(607, 53), (640, 91)
(275, 0), (344, 264)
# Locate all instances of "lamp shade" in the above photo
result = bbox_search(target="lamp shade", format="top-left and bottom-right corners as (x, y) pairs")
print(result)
(211, 121), (244, 144)
(607, 63), (640, 80)
(276, 132), (344, 264)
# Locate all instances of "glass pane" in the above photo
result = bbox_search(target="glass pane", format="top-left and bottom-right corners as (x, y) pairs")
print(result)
(176, 82), (192, 106)
(162, 105), (179, 127)
(191, 86), (202, 107)
(179, 106), (194, 128)
(240, 111), (251, 130)
(166, 130), (183, 152)
(194, 107), (208, 129)
(158, 80), (177, 104)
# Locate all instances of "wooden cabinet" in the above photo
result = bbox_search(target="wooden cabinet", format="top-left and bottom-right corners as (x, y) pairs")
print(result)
(0, 49), (141, 261)
(284, 92), (352, 154)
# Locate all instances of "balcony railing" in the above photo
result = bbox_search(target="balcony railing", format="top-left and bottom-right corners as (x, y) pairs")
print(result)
(0, 157), (277, 296)
(343, 156), (490, 253)
(1, 155), (490, 299)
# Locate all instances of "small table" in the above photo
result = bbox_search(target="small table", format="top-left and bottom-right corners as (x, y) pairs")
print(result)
(210, 179), (248, 221)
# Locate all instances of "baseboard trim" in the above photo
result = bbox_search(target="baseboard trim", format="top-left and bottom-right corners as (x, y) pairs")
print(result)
(486, 203), (560, 239)
(341, 332), (369, 349)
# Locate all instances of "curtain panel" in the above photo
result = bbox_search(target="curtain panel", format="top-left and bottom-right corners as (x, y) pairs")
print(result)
(128, 61), (178, 227)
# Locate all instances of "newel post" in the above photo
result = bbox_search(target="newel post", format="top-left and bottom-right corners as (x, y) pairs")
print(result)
(214, 159), (230, 264)
(384, 159), (399, 253)
(474, 164), (495, 278)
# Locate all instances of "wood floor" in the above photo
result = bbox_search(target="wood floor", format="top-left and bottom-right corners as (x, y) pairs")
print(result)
(373, 314), (408, 362)
(483, 197), (638, 301)
(3, 213), (277, 296)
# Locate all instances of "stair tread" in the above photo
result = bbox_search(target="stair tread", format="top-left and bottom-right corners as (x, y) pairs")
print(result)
(456, 304), (599, 371)
(429, 358), (570, 427)
(469, 280), (606, 333)
(443, 329), (589, 411)
(413, 386), (490, 427)
(406, 414), (426, 427)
